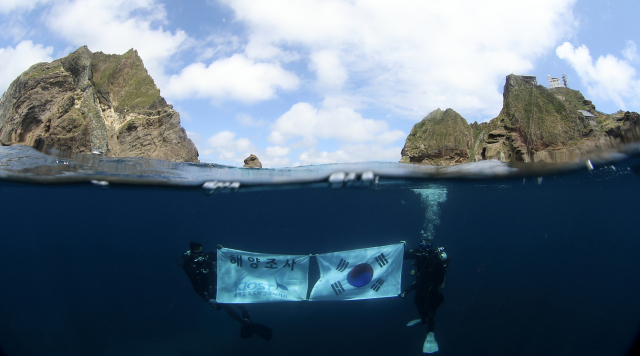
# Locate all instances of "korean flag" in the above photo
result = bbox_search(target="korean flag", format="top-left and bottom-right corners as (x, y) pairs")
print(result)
(309, 243), (404, 301)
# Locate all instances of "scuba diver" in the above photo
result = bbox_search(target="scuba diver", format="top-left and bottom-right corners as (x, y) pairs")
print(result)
(400, 238), (451, 353)
(179, 242), (273, 341)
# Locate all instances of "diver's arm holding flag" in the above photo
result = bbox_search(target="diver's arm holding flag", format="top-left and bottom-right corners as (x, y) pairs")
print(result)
(180, 242), (273, 341)
(398, 282), (417, 298)
(399, 248), (425, 298)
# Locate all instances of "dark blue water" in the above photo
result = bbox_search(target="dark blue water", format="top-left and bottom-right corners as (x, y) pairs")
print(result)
(1, 147), (640, 356)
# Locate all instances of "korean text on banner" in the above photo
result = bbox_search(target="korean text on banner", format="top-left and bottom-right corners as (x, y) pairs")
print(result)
(309, 243), (404, 301)
(216, 248), (309, 303)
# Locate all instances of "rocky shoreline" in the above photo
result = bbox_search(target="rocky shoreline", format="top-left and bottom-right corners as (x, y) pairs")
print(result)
(401, 74), (640, 165)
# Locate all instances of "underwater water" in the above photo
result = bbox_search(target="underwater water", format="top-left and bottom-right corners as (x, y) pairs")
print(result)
(1, 145), (640, 356)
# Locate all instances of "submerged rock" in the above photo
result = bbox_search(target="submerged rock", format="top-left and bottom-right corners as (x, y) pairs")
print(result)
(0, 46), (199, 162)
(243, 154), (262, 168)
(400, 74), (640, 165)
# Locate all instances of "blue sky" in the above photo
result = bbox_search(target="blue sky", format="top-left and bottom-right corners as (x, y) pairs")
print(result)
(1, 0), (639, 167)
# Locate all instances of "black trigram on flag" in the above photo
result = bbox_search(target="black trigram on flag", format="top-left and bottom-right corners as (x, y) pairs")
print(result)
(331, 281), (346, 295)
(336, 259), (349, 272)
(371, 278), (385, 292)
(375, 253), (389, 267)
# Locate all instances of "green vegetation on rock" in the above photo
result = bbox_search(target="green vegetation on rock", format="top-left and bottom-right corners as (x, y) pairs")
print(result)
(0, 45), (199, 162)
(92, 49), (160, 111)
(550, 87), (597, 113)
(401, 108), (473, 165)
(501, 74), (584, 150)
(401, 74), (640, 165)
(54, 106), (87, 138)
(27, 62), (64, 79)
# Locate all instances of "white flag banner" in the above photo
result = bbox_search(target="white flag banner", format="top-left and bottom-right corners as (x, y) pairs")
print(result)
(216, 248), (309, 303)
(309, 243), (404, 301)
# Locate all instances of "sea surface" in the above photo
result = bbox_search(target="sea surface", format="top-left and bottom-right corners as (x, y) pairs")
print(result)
(1, 144), (640, 356)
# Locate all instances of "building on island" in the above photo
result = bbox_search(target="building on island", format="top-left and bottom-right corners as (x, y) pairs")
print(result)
(548, 74), (568, 89)
(578, 110), (597, 126)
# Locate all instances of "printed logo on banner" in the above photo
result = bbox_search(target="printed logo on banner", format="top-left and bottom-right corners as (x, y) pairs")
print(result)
(217, 248), (309, 303)
(275, 279), (289, 290)
(228, 255), (303, 300)
(233, 279), (290, 299)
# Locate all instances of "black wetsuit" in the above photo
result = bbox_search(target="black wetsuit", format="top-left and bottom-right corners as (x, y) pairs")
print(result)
(180, 243), (273, 340)
(182, 250), (217, 302)
(181, 247), (246, 321)
(403, 248), (450, 333)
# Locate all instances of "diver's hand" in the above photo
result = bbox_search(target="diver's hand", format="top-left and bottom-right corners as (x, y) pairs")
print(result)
(208, 299), (221, 310)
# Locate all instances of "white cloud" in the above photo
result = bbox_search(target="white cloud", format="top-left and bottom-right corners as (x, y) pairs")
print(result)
(298, 144), (401, 165)
(309, 50), (348, 89)
(219, 0), (578, 120)
(164, 54), (299, 103)
(236, 113), (266, 127)
(556, 42), (640, 110)
(245, 36), (300, 62)
(199, 131), (294, 167)
(0, 0), (50, 13)
(195, 34), (241, 62)
(622, 40), (638, 63)
(202, 130), (258, 164)
(298, 149), (349, 165)
(261, 156), (291, 167)
(0, 40), (53, 92)
(45, 0), (189, 87)
(266, 145), (291, 157)
(207, 130), (241, 147)
(268, 102), (405, 146)
(199, 138), (399, 167)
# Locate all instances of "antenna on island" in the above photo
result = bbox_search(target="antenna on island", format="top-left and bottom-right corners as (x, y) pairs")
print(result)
(562, 74), (568, 88)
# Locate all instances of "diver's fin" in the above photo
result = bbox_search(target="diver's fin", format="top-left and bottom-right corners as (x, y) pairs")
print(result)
(244, 322), (273, 341)
(423, 332), (439, 353)
(407, 319), (422, 327)
(241, 309), (250, 322)
(240, 324), (253, 339)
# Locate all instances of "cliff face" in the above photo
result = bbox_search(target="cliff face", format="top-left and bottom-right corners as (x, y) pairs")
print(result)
(401, 74), (640, 165)
(0, 46), (198, 162)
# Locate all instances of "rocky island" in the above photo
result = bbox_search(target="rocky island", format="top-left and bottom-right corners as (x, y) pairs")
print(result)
(3, 50), (637, 168)
(0, 46), (198, 162)
(401, 74), (640, 165)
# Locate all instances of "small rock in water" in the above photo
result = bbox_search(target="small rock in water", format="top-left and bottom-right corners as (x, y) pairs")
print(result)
(243, 154), (262, 168)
